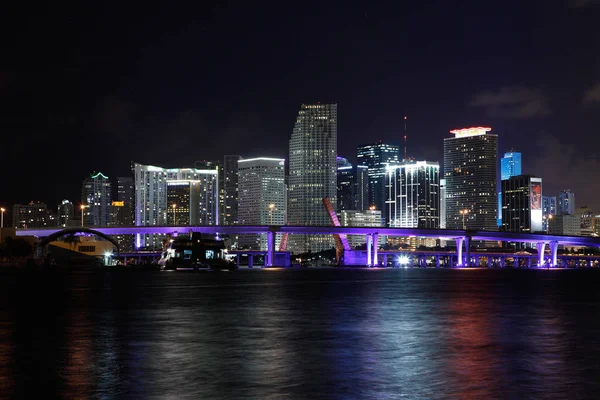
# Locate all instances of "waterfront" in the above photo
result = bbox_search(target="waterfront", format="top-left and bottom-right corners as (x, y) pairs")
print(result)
(1, 268), (599, 399)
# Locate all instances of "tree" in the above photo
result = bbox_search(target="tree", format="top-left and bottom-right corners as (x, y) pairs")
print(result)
(0, 237), (33, 257)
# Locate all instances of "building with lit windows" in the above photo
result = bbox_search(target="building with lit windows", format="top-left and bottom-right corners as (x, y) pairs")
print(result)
(356, 141), (400, 215)
(237, 157), (286, 250)
(386, 160), (440, 229)
(440, 179), (447, 229)
(443, 127), (498, 231)
(501, 175), (543, 233)
(337, 162), (369, 212)
(116, 177), (134, 225)
(222, 155), (242, 225)
(166, 181), (201, 226)
(501, 151), (522, 180)
(558, 189), (576, 216)
(12, 201), (53, 229)
(288, 103), (337, 253)
(542, 196), (557, 232)
(549, 214), (581, 236)
(133, 163), (218, 249)
(339, 209), (385, 249)
(81, 172), (112, 227)
(57, 200), (75, 227)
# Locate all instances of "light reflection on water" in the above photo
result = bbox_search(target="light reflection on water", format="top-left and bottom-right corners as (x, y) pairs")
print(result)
(1, 268), (600, 399)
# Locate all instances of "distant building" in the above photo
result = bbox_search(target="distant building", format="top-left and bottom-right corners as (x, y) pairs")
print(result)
(501, 175), (543, 233)
(116, 177), (134, 225)
(57, 200), (75, 227)
(337, 162), (369, 212)
(501, 151), (522, 180)
(440, 179), (447, 229)
(549, 214), (581, 236)
(558, 189), (575, 215)
(386, 160), (440, 229)
(443, 127), (498, 231)
(288, 103), (337, 253)
(222, 155), (242, 225)
(576, 206), (594, 236)
(542, 196), (557, 232)
(237, 157), (286, 250)
(339, 209), (385, 249)
(12, 201), (53, 229)
(357, 141), (400, 216)
(81, 172), (112, 227)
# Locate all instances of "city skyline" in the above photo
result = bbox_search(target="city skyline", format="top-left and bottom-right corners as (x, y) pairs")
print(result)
(1, 1), (600, 211)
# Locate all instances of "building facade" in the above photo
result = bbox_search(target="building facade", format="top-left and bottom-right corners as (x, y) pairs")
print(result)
(440, 179), (446, 229)
(339, 209), (385, 249)
(288, 103), (337, 253)
(133, 163), (218, 248)
(501, 175), (543, 233)
(443, 127), (498, 231)
(558, 189), (576, 216)
(57, 200), (75, 227)
(12, 201), (53, 229)
(116, 176), (134, 225)
(542, 196), (557, 232)
(237, 158), (286, 250)
(549, 214), (581, 236)
(337, 164), (369, 212)
(222, 155), (242, 225)
(356, 141), (400, 215)
(500, 151), (522, 180)
(386, 160), (440, 229)
(81, 172), (112, 227)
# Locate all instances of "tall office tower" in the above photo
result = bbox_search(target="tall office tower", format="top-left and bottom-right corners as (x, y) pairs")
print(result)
(439, 179), (447, 229)
(237, 158), (286, 250)
(133, 163), (218, 248)
(542, 196), (557, 232)
(576, 205), (594, 236)
(337, 163), (369, 212)
(356, 141), (400, 215)
(288, 103), (337, 253)
(222, 155), (242, 225)
(81, 172), (112, 227)
(166, 181), (201, 226)
(386, 160), (440, 229)
(558, 189), (575, 215)
(501, 151), (522, 180)
(443, 127), (498, 231)
(339, 209), (385, 249)
(116, 177), (134, 225)
(57, 200), (74, 227)
(501, 175), (543, 233)
(12, 201), (52, 228)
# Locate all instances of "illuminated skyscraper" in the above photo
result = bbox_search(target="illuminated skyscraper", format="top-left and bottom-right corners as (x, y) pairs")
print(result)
(542, 196), (557, 232)
(386, 160), (440, 229)
(356, 141), (400, 216)
(440, 179), (446, 229)
(501, 151), (522, 180)
(337, 162), (369, 212)
(443, 127), (498, 231)
(288, 103), (337, 253)
(558, 189), (575, 215)
(57, 200), (74, 227)
(501, 175), (543, 233)
(237, 158), (286, 249)
(81, 172), (112, 227)
(222, 155), (242, 225)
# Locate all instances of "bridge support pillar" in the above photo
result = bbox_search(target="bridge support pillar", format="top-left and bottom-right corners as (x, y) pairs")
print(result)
(267, 231), (275, 267)
(527, 257), (531, 268)
(382, 254), (388, 267)
(372, 233), (378, 266)
(464, 236), (470, 267)
(366, 234), (372, 267)
(549, 241), (558, 267)
(514, 256), (519, 268)
(537, 242), (547, 267)
(248, 254), (254, 268)
(236, 254), (240, 266)
(487, 256), (492, 268)
(500, 256), (505, 268)
(456, 238), (464, 266)
(436, 255), (440, 268)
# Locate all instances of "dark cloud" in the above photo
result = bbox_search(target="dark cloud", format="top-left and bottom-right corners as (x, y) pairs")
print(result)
(469, 86), (551, 119)
(583, 83), (600, 105)
(530, 135), (600, 210)
(568, 0), (600, 7)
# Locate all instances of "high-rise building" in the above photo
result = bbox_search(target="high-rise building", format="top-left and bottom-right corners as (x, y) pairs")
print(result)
(116, 176), (134, 225)
(57, 200), (74, 227)
(356, 141), (400, 215)
(133, 163), (218, 248)
(548, 214), (581, 236)
(166, 181), (201, 226)
(339, 209), (385, 249)
(443, 127), (498, 231)
(81, 172), (112, 227)
(337, 163), (369, 212)
(336, 156), (352, 169)
(386, 160), (440, 229)
(542, 196), (557, 232)
(237, 158), (286, 250)
(440, 179), (447, 229)
(12, 201), (52, 228)
(558, 189), (575, 216)
(501, 175), (543, 233)
(288, 103), (337, 253)
(222, 155), (242, 225)
(501, 151), (522, 180)
(576, 206), (594, 236)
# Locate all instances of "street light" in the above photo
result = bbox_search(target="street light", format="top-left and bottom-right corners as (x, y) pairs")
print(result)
(172, 204), (177, 226)
(80, 204), (87, 227)
(459, 209), (469, 230)
(268, 203), (276, 225)
(0, 207), (5, 228)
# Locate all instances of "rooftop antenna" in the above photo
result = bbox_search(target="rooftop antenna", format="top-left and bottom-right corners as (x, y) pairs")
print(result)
(403, 116), (408, 161)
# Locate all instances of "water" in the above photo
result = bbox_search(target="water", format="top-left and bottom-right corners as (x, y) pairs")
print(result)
(1, 267), (599, 399)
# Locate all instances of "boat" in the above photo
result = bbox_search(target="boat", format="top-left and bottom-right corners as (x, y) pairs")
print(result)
(160, 233), (237, 271)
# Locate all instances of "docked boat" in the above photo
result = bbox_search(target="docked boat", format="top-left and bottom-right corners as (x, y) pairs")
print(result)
(159, 233), (237, 271)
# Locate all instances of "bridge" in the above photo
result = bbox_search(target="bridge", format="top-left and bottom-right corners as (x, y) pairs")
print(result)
(15, 225), (600, 267)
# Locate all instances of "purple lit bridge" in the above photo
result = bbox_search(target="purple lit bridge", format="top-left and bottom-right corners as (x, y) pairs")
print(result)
(16, 225), (600, 268)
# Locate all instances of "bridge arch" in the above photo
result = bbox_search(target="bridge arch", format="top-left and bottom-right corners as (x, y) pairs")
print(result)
(37, 227), (120, 258)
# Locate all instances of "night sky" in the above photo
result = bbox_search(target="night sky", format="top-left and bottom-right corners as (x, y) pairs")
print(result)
(2, 1), (599, 212)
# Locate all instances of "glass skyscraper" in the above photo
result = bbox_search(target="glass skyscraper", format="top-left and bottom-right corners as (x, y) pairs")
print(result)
(558, 189), (575, 215)
(356, 141), (400, 217)
(288, 103), (337, 254)
(337, 163), (369, 212)
(443, 127), (498, 231)
(500, 151), (522, 180)
(81, 172), (112, 227)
